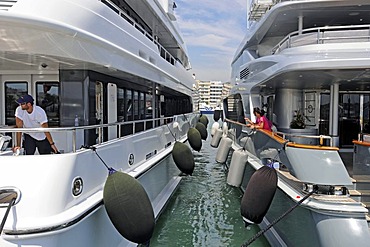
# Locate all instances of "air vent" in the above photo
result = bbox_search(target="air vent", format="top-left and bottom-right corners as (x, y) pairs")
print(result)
(0, 0), (17, 11)
(240, 67), (250, 79)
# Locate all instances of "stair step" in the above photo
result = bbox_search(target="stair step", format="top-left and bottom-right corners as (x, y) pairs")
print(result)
(361, 201), (370, 209)
(350, 189), (370, 196)
(351, 178), (370, 190)
(352, 175), (370, 183)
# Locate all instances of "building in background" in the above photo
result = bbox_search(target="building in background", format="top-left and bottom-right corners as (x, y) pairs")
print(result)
(193, 80), (231, 111)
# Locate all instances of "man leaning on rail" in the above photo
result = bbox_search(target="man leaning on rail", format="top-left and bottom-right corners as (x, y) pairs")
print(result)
(12, 94), (59, 155)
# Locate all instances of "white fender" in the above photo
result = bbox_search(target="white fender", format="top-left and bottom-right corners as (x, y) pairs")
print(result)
(211, 122), (220, 136)
(210, 128), (223, 148)
(222, 122), (228, 136)
(215, 136), (232, 163)
(227, 150), (248, 187)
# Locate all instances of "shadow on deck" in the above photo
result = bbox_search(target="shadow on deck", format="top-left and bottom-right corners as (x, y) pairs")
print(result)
(339, 150), (353, 177)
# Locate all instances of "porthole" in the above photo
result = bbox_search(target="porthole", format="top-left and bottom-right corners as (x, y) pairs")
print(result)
(72, 177), (83, 196)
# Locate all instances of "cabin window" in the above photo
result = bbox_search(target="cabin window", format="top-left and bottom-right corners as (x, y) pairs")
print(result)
(145, 93), (153, 129)
(4, 82), (28, 126)
(364, 95), (370, 134)
(133, 91), (139, 120)
(146, 93), (153, 119)
(117, 87), (125, 122)
(126, 89), (133, 121)
(139, 92), (145, 120)
(36, 82), (60, 127)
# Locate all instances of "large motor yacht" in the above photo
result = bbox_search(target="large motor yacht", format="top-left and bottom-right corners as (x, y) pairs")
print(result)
(223, 0), (370, 246)
(0, 0), (196, 246)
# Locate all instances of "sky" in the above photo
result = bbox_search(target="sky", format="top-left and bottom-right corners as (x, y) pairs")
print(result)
(175, 0), (247, 82)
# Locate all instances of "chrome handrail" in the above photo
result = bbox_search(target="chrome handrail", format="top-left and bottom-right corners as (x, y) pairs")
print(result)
(99, 0), (190, 69)
(275, 132), (333, 147)
(272, 24), (370, 54)
(0, 114), (192, 152)
(224, 118), (334, 146)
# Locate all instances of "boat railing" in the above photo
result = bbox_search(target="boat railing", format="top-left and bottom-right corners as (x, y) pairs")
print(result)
(224, 118), (334, 146)
(272, 24), (370, 54)
(0, 114), (191, 153)
(274, 131), (334, 147)
(357, 133), (370, 143)
(248, 0), (281, 21)
(99, 0), (190, 69)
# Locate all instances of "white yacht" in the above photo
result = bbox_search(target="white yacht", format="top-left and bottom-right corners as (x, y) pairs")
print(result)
(0, 0), (195, 246)
(223, 0), (370, 246)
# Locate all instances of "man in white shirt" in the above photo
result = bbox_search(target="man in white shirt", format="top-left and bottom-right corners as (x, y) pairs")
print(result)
(13, 94), (59, 155)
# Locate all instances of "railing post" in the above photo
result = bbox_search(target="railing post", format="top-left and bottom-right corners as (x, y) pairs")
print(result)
(72, 129), (76, 152)
(118, 124), (121, 138)
(319, 135), (323, 146)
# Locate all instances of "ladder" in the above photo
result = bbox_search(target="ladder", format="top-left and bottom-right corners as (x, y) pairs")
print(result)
(249, 0), (278, 21)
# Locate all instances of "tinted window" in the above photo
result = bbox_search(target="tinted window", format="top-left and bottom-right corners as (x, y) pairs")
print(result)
(36, 82), (60, 126)
(5, 82), (28, 125)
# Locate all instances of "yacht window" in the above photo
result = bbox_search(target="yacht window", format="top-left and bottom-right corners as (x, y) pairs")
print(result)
(126, 90), (133, 121)
(364, 95), (370, 134)
(5, 82), (28, 126)
(133, 91), (139, 120)
(139, 92), (145, 120)
(117, 87), (125, 122)
(146, 93), (153, 119)
(36, 82), (60, 127)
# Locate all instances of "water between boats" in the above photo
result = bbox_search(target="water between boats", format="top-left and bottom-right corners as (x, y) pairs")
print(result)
(150, 114), (270, 247)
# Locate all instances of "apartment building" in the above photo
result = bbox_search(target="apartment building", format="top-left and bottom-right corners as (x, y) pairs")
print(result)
(193, 80), (231, 111)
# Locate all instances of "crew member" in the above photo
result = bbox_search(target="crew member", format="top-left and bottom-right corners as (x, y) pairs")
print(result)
(13, 94), (59, 155)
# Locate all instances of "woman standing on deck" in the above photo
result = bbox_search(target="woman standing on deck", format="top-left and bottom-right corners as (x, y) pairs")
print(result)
(245, 107), (272, 131)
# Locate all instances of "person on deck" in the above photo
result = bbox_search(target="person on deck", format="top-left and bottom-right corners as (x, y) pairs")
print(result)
(13, 94), (59, 155)
(245, 107), (272, 131)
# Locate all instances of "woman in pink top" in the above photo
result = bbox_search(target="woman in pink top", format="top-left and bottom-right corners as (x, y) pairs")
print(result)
(245, 107), (272, 131)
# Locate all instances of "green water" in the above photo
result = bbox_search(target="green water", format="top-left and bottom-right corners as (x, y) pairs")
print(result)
(150, 117), (270, 247)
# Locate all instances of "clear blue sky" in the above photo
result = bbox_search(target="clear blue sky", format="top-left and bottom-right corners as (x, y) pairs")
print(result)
(175, 0), (247, 82)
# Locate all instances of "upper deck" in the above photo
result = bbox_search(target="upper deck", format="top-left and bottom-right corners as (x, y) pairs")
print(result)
(235, 0), (370, 62)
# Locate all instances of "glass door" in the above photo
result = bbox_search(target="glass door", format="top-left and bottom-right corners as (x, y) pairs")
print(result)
(363, 95), (370, 134)
(320, 93), (370, 147)
(339, 94), (360, 147)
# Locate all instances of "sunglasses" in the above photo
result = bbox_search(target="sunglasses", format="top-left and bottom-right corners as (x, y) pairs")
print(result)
(20, 102), (27, 105)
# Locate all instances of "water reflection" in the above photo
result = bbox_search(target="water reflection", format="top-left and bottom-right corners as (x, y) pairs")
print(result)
(150, 115), (270, 247)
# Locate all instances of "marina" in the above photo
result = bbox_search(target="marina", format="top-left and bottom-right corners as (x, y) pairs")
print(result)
(151, 114), (269, 246)
(1, 0), (370, 246)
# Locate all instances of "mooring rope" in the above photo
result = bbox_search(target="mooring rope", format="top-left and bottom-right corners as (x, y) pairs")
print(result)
(166, 123), (177, 140)
(81, 145), (116, 174)
(0, 197), (16, 234)
(241, 189), (315, 246)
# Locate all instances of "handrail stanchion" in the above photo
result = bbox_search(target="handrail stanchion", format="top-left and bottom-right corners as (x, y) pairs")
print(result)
(99, 126), (102, 144)
(0, 113), (196, 153)
(118, 123), (121, 138)
(72, 129), (76, 152)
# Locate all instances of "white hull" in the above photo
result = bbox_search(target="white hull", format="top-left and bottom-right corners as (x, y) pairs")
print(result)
(0, 0), (196, 246)
(226, 0), (370, 246)
(0, 117), (194, 246)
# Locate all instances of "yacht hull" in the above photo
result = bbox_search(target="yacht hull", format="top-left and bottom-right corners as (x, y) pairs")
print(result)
(239, 162), (370, 247)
